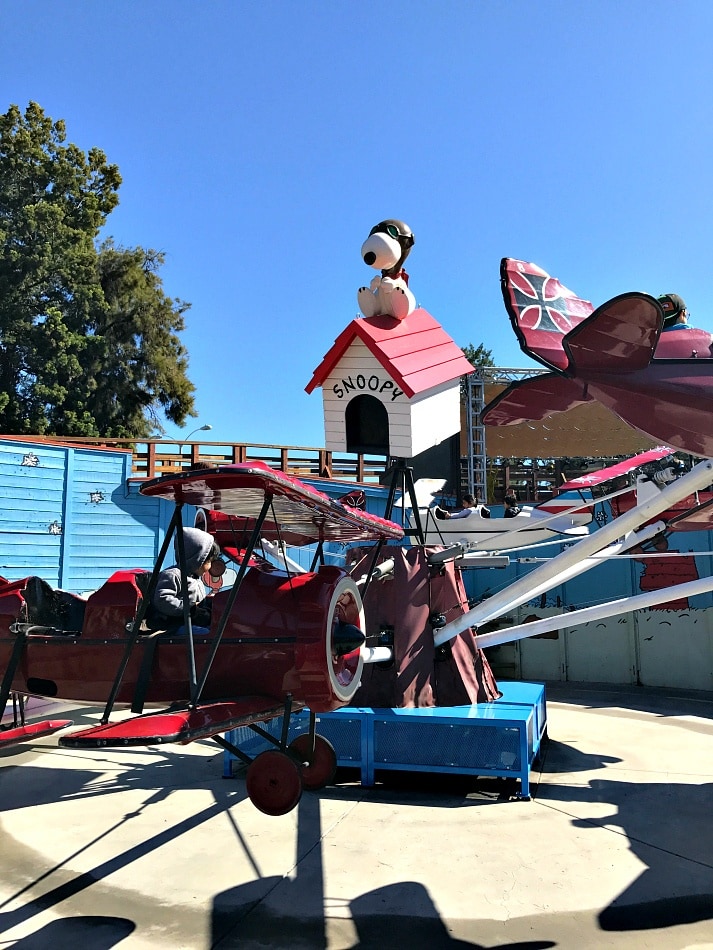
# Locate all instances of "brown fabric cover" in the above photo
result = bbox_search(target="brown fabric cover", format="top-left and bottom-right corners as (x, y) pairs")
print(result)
(347, 545), (501, 708)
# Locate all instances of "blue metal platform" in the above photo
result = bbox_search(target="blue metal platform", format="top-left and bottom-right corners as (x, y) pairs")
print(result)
(223, 682), (546, 800)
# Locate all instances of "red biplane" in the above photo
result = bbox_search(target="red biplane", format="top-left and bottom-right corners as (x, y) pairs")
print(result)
(0, 461), (403, 815)
(483, 258), (713, 458)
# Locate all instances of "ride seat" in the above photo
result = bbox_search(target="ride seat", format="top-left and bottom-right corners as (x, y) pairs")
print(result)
(22, 576), (87, 633)
(83, 570), (151, 639)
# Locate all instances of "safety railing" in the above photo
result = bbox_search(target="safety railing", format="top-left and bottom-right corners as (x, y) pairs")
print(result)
(22, 437), (391, 484)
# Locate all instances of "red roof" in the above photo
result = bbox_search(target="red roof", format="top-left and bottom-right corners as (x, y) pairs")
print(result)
(305, 308), (474, 398)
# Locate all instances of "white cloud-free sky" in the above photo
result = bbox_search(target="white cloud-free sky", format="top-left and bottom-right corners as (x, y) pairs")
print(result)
(2, 0), (712, 446)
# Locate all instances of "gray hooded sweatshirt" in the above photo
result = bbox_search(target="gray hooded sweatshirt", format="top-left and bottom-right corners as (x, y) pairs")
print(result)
(151, 527), (214, 619)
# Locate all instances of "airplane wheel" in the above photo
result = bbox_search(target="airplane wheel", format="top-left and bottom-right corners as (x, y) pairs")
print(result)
(246, 750), (303, 816)
(288, 734), (337, 790)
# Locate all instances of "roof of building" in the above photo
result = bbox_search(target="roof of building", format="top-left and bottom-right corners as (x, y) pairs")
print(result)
(305, 309), (474, 398)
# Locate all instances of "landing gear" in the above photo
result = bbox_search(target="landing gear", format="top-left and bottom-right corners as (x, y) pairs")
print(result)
(246, 749), (302, 816)
(288, 733), (338, 790)
(238, 704), (338, 815)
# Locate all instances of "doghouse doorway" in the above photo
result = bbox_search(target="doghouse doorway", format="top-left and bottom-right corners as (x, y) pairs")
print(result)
(345, 394), (390, 455)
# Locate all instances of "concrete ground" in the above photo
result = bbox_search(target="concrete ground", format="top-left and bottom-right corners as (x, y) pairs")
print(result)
(1, 683), (712, 950)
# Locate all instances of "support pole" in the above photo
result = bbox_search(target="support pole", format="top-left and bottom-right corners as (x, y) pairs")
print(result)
(476, 574), (713, 649)
(383, 458), (425, 543)
(434, 459), (713, 647)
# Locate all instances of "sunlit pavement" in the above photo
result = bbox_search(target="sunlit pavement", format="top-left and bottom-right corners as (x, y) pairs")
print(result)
(1, 684), (712, 950)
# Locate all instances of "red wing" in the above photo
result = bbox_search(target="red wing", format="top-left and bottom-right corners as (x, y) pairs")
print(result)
(666, 500), (713, 532)
(558, 446), (673, 491)
(0, 719), (73, 749)
(564, 293), (662, 372)
(59, 699), (295, 748)
(140, 461), (403, 546)
(501, 258), (594, 372)
(482, 374), (590, 427)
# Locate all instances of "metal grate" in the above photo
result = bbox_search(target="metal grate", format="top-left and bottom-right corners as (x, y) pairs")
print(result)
(372, 720), (521, 771)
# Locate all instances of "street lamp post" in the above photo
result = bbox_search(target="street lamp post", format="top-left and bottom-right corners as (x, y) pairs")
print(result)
(178, 424), (212, 468)
(179, 423), (212, 445)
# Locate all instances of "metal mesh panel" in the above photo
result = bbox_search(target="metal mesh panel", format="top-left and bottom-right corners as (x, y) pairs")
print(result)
(227, 724), (272, 755)
(312, 717), (363, 761)
(373, 720), (521, 771)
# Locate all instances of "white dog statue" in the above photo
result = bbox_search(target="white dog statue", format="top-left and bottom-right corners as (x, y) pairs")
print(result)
(357, 219), (416, 321)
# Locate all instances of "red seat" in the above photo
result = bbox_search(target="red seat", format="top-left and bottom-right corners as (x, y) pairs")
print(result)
(83, 570), (150, 639)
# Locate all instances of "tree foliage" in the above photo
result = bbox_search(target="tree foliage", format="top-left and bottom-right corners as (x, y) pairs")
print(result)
(460, 341), (494, 399)
(0, 101), (196, 437)
(461, 342), (494, 367)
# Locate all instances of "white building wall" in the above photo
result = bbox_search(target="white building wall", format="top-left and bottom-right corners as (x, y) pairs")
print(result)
(408, 383), (462, 457)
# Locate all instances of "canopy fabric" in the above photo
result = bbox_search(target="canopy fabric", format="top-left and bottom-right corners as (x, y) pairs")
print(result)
(140, 461), (404, 546)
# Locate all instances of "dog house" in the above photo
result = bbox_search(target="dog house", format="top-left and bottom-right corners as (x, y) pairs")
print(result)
(306, 309), (474, 459)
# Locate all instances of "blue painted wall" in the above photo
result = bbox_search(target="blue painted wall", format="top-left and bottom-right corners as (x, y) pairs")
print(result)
(0, 439), (170, 592)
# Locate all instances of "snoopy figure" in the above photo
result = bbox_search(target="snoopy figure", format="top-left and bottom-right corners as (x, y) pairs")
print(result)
(357, 219), (416, 321)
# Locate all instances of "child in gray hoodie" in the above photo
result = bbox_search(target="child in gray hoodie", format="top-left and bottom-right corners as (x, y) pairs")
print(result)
(150, 527), (220, 632)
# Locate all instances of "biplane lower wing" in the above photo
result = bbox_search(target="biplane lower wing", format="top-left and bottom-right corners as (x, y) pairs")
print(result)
(59, 698), (293, 748)
(482, 373), (590, 426)
(0, 719), (74, 748)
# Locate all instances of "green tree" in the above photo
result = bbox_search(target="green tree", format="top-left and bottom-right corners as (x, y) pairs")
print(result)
(0, 101), (196, 437)
(462, 342), (494, 368)
(460, 342), (494, 398)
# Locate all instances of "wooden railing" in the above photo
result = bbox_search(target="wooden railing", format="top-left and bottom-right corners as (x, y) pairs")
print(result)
(29, 437), (391, 484)
(7, 435), (630, 500)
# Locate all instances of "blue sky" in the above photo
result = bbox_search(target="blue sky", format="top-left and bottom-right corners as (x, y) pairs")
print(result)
(2, 1), (712, 448)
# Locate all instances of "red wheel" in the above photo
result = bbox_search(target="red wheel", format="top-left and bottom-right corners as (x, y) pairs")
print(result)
(288, 733), (338, 790)
(245, 750), (303, 816)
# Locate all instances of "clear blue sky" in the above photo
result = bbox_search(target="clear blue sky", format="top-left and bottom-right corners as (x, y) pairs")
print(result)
(2, 1), (712, 448)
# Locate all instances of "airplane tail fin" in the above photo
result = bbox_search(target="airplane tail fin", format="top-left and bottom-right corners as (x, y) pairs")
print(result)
(501, 258), (594, 371)
(501, 259), (662, 376)
(484, 287), (659, 427)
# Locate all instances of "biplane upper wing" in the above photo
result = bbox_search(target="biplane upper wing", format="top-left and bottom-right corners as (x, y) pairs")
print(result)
(140, 460), (404, 546)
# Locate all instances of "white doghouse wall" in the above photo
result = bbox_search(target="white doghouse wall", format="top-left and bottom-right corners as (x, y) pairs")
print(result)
(320, 340), (461, 458)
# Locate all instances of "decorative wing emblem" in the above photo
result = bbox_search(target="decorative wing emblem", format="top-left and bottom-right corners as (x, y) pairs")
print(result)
(338, 489), (366, 510)
(510, 269), (577, 334)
